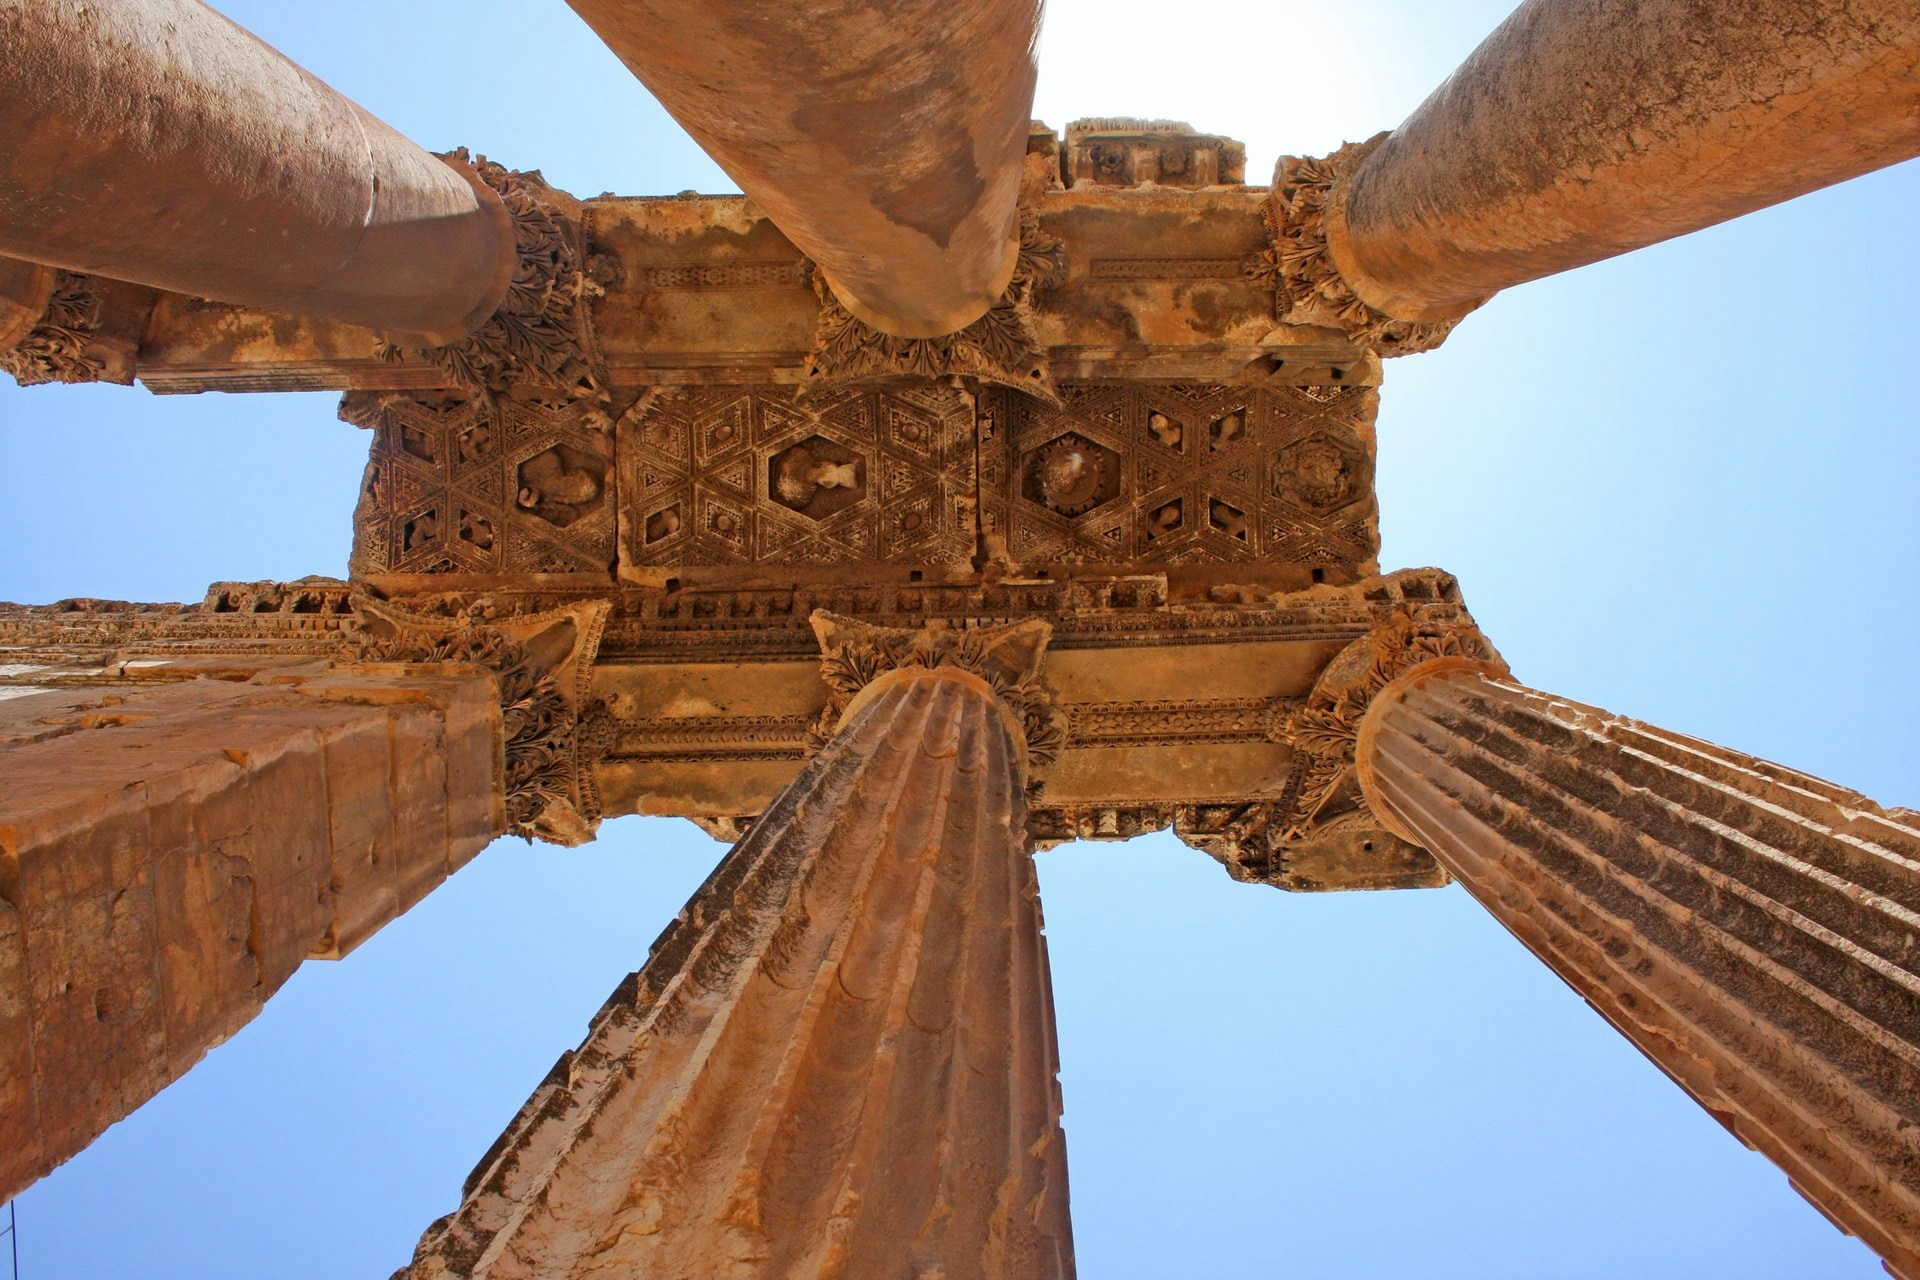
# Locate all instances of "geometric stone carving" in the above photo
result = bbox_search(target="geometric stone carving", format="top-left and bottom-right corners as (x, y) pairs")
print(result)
(619, 384), (978, 581)
(346, 392), (615, 582)
(981, 381), (1381, 581)
(1357, 666), (1920, 1280)
(397, 661), (1073, 1278)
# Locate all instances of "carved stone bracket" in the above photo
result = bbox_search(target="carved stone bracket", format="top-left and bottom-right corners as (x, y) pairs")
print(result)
(808, 609), (1066, 769)
(799, 209), (1066, 400)
(378, 153), (605, 405)
(354, 595), (609, 845)
(1250, 136), (1463, 357)
(1276, 603), (1507, 847)
(0, 267), (108, 386)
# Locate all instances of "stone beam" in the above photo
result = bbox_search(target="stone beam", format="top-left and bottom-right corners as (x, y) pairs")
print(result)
(397, 616), (1073, 1278)
(0, 660), (505, 1203)
(0, 0), (517, 343)
(1272, 0), (1920, 336)
(562, 0), (1041, 338)
(1351, 661), (1920, 1277)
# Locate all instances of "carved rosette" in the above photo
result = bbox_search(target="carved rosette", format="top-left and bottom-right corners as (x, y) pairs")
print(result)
(1250, 136), (1460, 357)
(354, 596), (609, 845)
(1276, 603), (1507, 845)
(808, 610), (1066, 769)
(0, 270), (107, 387)
(378, 152), (604, 404)
(800, 209), (1066, 400)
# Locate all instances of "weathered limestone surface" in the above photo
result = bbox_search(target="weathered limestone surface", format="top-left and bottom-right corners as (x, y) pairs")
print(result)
(0, 0), (516, 342)
(0, 661), (504, 1202)
(563, 0), (1040, 337)
(1323, 0), (1920, 322)
(1356, 666), (1920, 1279)
(399, 637), (1073, 1278)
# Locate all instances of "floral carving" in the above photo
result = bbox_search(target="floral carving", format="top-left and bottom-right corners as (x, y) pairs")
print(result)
(1276, 604), (1506, 841)
(800, 209), (1065, 400)
(355, 597), (609, 844)
(1249, 137), (1459, 357)
(808, 610), (1065, 768)
(0, 271), (106, 386)
(379, 153), (604, 403)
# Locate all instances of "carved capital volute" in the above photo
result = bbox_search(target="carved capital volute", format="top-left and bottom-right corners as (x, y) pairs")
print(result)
(1255, 136), (1480, 357)
(808, 610), (1065, 772)
(1275, 604), (1506, 844)
(354, 595), (610, 845)
(799, 208), (1065, 401)
(0, 264), (111, 387)
(377, 152), (605, 406)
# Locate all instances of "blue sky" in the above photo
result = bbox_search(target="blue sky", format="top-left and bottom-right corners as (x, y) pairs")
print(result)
(2, 2), (1915, 1276)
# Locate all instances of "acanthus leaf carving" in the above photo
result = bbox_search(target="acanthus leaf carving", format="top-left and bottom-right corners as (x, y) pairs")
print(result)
(377, 153), (606, 407)
(1275, 602), (1506, 843)
(807, 609), (1066, 769)
(800, 209), (1065, 401)
(354, 595), (609, 845)
(0, 270), (107, 387)
(1250, 136), (1461, 357)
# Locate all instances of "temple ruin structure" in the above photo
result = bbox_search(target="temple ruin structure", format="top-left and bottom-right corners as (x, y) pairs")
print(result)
(3, 0), (1919, 1274)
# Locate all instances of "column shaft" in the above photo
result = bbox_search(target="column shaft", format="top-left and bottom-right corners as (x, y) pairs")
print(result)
(1357, 666), (1920, 1277)
(1333, 0), (1920, 321)
(0, 664), (504, 1201)
(0, 0), (516, 342)
(565, 0), (1038, 337)
(399, 666), (1074, 1279)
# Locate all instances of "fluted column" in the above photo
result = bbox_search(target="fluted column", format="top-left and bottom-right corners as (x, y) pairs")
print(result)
(0, 0), (517, 343)
(398, 615), (1073, 1279)
(564, 0), (1038, 337)
(1274, 0), (1920, 338)
(1355, 663), (1920, 1278)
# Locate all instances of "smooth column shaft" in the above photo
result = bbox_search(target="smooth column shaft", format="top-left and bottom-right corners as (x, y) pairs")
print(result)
(0, 0), (516, 342)
(1359, 667), (1920, 1278)
(1336, 0), (1920, 320)
(565, 0), (1038, 337)
(0, 665), (503, 1203)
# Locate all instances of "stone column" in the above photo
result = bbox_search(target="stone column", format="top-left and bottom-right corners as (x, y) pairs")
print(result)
(0, 662), (505, 1203)
(1276, 0), (1920, 334)
(0, 0), (517, 343)
(397, 614), (1074, 1279)
(564, 0), (1038, 337)
(1353, 663), (1920, 1278)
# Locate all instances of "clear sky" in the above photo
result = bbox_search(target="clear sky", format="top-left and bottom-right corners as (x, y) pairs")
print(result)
(3, 2), (1916, 1276)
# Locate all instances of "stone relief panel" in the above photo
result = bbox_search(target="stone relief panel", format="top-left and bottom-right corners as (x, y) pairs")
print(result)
(348, 393), (615, 581)
(1062, 119), (1247, 189)
(618, 385), (977, 582)
(979, 382), (1380, 577)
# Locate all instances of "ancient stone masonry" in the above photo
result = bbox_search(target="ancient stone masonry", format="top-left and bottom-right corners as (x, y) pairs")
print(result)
(1252, 137), (1469, 356)
(0, 592), (505, 1202)
(1354, 668), (1920, 1280)
(398, 619), (1073, 1280)
(1062, 118), (1246, 189)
